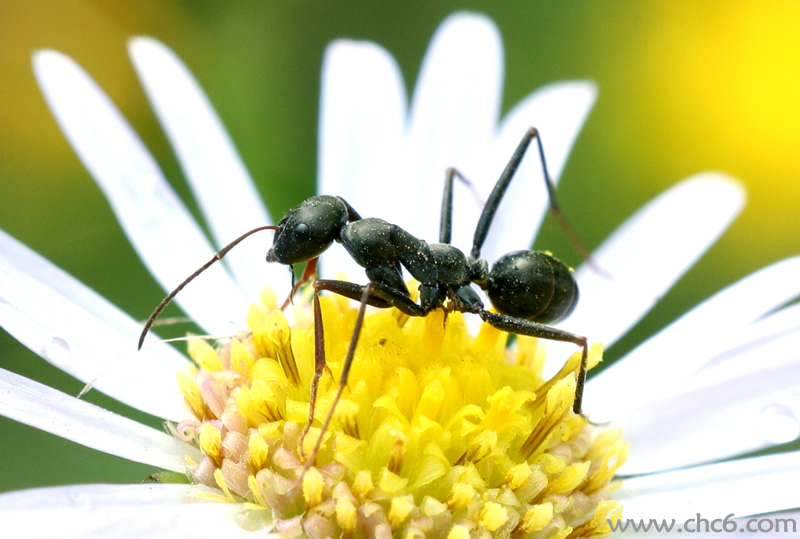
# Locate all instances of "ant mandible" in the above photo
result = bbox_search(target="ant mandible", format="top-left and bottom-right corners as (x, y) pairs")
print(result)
(139, 127), (591, 469)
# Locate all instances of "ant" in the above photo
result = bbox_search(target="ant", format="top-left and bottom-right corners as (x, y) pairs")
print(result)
(139, 127), (591, 470)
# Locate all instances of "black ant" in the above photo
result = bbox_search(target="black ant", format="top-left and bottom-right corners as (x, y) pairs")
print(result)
(139, 127), (591, 469)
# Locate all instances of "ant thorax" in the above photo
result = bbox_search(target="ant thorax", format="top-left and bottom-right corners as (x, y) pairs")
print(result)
(427, 243), (474, 285)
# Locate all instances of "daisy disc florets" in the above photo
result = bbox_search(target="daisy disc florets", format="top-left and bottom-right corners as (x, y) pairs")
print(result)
(176, 286), (627, 537)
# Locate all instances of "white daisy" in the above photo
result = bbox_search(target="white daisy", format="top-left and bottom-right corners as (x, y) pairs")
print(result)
(1, 11), (799, 537)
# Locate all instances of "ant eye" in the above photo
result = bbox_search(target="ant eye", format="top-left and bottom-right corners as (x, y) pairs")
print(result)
(293, 223), (310, 238)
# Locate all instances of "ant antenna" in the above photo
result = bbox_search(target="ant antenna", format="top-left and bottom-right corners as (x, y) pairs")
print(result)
(138, 225), (278, 350)
(156, 334), (233, 344)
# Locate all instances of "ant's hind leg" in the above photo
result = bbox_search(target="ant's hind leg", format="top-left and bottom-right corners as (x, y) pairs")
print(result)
(470, 128), (593, 268)
(478, 310), (588, 415)
(439, 167), (484, 244)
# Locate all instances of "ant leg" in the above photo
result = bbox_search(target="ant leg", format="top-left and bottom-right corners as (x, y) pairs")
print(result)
(315, 279), (428, 317)
(298, 279), (425, 460)
(301, 283), (373, 471)
(298, 279), (430, 469)
(298, 284), (328, 457)
(478, 310), (588, 414)
(314, 279), (392, 308)
(280, 257), (319, 311)
(440, 168), (456, 245)
(439, 168), (485, 244)
(470, 127), (593, 269)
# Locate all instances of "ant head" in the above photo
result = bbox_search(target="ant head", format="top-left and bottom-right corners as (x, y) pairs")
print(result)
(266, 195), (348, 265)
(487, 250), (578, 324)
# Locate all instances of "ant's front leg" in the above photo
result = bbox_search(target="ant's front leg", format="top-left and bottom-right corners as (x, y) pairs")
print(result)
(299, 279), (426, 459)
(478, 310), (588, 415)
(300, 283), (373, 474)
(280, 257), (319, 311)
(298, 284), (329, 457)
(315, 279), (428, 316)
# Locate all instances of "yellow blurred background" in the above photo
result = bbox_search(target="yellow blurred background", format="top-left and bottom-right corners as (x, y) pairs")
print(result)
(1, 1), (799, 491)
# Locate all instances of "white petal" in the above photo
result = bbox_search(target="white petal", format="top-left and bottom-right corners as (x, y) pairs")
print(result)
(476, 81), (598, 263)
(617, 319), (800, 473)
(569, 173), (745, 347)
(33, 50), (247, 334)
(588, 255), (800, 421)
(704, 300), (800, 373)
(617, 303), (800, 473)
(405, 12), (503, 244)
(615, 451), (800, 521)
(0, 483), (190, 509)
(0, 229), (188, 421)
(0, 368), (197, 471)
(317, 39), (406, 280)
(0, 484), (262, 538)
(128, 37), (283, 301)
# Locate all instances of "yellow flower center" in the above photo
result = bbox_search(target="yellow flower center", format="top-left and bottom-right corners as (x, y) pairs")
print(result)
(176, 287), (628, 537)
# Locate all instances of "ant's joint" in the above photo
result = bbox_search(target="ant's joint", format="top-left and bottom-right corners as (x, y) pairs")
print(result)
(468, 258), (489, 288)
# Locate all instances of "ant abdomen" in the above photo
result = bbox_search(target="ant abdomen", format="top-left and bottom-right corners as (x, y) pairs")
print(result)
(487, 250), (578, 323)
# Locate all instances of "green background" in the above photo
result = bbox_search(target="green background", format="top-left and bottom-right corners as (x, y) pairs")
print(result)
(2, 1), (799, 492)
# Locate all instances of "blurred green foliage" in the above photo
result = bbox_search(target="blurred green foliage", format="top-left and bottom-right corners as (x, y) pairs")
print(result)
(2, 0), (799, 492)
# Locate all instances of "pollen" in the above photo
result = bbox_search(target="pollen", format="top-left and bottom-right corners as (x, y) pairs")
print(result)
(175, 287), (627, 537)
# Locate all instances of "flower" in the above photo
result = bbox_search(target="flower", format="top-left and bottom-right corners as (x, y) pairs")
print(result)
(173, 286), (626, 536)
(2, 11), (800, 537)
